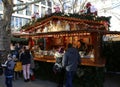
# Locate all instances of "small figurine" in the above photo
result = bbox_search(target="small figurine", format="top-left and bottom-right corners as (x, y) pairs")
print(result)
(85, 2), (98, 16)
(80, 2), (98, 16)
(54, 5), (61, 13)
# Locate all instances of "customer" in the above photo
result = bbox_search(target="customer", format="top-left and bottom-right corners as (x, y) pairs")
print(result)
(54, 47), (65, 87)
(2, 54), (15, 87)
(62, 43), (81, 87)
(30, 50), (35, 81)
(20, 46), (31, 82)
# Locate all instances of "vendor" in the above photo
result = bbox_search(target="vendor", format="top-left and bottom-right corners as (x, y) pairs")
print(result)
(76, 39), (87, 52)
(39, 42), (44, 50)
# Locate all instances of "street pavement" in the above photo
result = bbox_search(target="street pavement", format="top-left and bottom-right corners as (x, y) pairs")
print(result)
(0, 75), (57, 87)
(104, 73), (120, 87)
(1, 73), (120, 87)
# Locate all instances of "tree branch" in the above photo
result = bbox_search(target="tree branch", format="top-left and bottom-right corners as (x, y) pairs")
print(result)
(13, 5), (27, 13)
(13, 0), (41, 13)
(13, 0), (41, 7)
(52, 0), (57, 5)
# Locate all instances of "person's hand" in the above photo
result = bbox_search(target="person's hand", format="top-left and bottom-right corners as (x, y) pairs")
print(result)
(1, 63), (7, 68)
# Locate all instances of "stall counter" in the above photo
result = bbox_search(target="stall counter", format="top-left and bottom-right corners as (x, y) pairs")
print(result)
(33, 55), (105, 67)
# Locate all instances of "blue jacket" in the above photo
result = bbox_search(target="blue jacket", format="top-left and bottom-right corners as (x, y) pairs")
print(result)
(62, 47), (81, 71)
(4, 60), (15, 78)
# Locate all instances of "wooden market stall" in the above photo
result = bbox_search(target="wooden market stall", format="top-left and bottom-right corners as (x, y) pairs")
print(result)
(14, 13), (112, 67)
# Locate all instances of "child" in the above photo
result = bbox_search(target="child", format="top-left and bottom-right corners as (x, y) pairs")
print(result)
(2, 54), (15, 87)
(53, 47), (65, 87)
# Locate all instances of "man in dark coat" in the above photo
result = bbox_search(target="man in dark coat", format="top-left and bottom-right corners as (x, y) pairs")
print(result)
(62, 43), (81, 87)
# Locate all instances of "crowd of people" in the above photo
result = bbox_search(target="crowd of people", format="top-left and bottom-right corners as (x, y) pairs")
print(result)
(1, 43), (35, 87)
(1, 42), (81, 87)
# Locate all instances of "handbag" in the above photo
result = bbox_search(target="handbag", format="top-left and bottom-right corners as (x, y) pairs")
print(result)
(53, 63), (62, 73)
(14, 61), (22, 72)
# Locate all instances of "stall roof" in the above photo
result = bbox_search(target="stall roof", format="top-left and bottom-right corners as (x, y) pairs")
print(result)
(16, 12), (120, 38)
(20, 13), (111, 33)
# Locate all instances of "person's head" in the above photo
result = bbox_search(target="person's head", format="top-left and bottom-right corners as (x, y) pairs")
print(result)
(77, 41), (81, 46)
(86, 2), (91, 8)
(58, 47), (64, 53)
(68, 43), (73, 48)
(12, 55), (18, 61)
(7, 54), (12, 60)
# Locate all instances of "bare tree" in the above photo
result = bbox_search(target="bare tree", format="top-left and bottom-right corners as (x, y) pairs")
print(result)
(52, 0), (70, 13)
(0, 0), (41, 63)
(52, 0), (89, 13)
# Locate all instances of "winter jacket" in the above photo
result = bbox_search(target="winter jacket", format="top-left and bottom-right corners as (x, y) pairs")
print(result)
(20, 50), (31, 65)
(62, 47), (81, 71)
(4, 60), (15, 78)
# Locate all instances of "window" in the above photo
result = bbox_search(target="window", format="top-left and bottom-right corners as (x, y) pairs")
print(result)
(19, 18), (22, 27)
(26, 5), (32, 16)
(11, 17), (14, 28)
(41, 0), (46, 5)
(15, 17), (19, 28)
(34, 0), (39, 5)
(17, 0), (23, 14)
(10, 16), (30, 31)
(47, 8), (52, 14)
(0, 0), (3, 11)
(41, 6), (46, 17)
(47, 1), (51, 7)
(34, 5), (39, 13)
(22, 18), (30, 26)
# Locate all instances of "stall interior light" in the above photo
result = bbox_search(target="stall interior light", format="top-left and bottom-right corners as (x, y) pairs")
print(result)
(21, 32), (91, 39)
(21, 32), (90, 38)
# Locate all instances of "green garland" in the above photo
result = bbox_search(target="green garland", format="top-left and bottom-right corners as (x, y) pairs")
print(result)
(21, 12), (111, 30)
(11, 37), (28, 45)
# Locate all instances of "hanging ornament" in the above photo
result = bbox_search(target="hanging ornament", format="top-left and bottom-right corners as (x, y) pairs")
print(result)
(65, 22), (70, 31)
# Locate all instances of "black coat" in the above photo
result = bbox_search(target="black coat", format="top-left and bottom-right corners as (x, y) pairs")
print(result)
(20, 50), (31, 65)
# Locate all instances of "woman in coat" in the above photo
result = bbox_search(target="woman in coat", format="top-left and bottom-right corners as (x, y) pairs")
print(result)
(20, 46), (31, 82)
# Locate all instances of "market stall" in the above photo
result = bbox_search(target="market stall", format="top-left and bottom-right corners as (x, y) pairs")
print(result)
(15, 13), (112, 67)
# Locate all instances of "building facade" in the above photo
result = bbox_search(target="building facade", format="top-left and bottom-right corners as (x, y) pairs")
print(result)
(0, 0), (53, 32)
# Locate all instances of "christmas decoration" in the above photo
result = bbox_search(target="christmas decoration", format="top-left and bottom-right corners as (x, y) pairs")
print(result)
(54, 5), (61, 13)
(85, 2), (98, 16)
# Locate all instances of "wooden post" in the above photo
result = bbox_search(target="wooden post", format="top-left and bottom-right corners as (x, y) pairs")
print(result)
(91, 32), (103, 65)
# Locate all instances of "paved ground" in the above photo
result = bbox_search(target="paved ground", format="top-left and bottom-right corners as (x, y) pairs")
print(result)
(0, 75), (57, 87)
(0, 73), (120, 87)
(104, 73), (120, 87)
